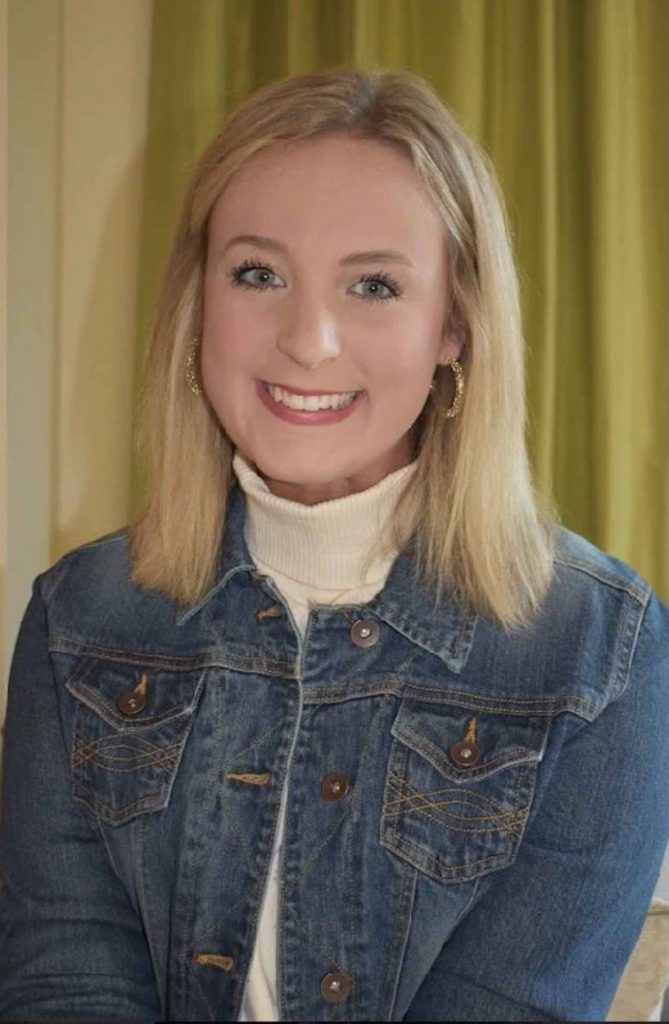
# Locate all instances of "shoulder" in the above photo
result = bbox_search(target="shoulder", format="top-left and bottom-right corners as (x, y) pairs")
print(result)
(37, 527), (134, 607)
(34, 527), (186, 655)
(548, 524), (668, 676)
(551, 524), (653, 606)
(467, 524), (668, 720)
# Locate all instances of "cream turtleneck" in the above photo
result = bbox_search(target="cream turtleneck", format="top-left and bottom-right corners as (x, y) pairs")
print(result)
(232, 449), (417, 1023)
(232, 450), (417, 637)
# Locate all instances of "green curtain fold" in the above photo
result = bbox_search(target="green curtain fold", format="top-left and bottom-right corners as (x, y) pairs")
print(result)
(132, 0), (669, 600)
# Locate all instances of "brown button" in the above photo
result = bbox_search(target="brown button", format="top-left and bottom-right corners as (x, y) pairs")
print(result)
(350, 619), (379, 648)
(320, 970), (353, 1003)
(449, 738), (482, 767)
(320, 771), (349, 801)
(117, 691), (147, 715)
(116, 673), (148, 716)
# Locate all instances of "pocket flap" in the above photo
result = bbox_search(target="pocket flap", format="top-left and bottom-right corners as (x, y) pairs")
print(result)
(65, 661), (205, 731)
(391, 699), (549, 782)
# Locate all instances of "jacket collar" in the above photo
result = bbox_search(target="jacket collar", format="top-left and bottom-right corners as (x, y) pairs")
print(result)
(176, 483), (478, 674)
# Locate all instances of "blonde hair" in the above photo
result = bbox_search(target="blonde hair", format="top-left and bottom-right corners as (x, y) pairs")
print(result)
(129, 66), (559, 632)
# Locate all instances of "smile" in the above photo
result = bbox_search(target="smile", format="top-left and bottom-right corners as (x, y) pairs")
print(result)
(263, 382), (359, 411)
(255, 380), (366, 425)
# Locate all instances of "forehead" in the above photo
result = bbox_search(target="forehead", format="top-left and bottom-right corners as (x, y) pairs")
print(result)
(208, 134), (445, 256)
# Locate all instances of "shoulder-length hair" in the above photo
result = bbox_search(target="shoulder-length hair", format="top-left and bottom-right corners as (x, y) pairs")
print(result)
(129, 66), (559, 632)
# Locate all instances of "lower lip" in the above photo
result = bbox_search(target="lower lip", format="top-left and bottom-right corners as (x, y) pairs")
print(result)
(255, 380), (366, 425)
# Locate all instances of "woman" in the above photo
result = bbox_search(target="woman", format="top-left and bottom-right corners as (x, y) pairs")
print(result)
(1, 67), (667, 1023)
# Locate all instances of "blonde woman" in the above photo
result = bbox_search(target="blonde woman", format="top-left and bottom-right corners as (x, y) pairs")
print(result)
(1, 68), (667, 1023)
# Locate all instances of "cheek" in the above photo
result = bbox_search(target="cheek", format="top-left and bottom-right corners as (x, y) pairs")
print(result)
(364, 322), (437, 385)
(204, 278), (255, 339)
(202, 302), (261, 373)
(204, 337), (246, 373)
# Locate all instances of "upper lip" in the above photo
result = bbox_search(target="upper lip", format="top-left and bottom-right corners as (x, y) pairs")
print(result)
(260, 380), (362, 396)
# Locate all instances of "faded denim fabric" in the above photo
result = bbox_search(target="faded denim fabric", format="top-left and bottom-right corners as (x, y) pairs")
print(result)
(1, 482), (668, 1022)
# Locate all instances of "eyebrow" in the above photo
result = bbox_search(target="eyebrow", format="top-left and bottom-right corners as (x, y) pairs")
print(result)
(222, 233), (415, 268)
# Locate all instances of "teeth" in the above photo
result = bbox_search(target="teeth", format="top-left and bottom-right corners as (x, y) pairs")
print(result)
(265, 384), (358, 411)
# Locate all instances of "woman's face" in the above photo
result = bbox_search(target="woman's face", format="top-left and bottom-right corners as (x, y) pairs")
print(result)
(202, 133), (463, 504)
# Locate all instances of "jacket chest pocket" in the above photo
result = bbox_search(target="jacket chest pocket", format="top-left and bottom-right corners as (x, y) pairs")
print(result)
(65, 661), (206, 827)
(381, 699), (550, 884)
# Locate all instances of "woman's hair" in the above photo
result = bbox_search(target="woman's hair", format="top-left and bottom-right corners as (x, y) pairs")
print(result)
(129, 66), (560, 632)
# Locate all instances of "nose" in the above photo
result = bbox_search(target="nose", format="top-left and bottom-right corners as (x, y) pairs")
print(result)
(276, 291), (342, 370)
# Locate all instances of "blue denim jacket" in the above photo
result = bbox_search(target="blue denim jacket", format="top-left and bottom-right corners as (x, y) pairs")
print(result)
(1, 483), (668, 1022)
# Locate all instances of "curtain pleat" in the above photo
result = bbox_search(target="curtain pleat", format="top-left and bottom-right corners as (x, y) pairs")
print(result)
(132, 0), (668, 599)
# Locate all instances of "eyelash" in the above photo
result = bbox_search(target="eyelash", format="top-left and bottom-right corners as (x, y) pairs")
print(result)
(227, 258), (403, 303)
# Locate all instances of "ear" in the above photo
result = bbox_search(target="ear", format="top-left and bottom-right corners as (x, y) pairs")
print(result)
(438, 315), (467, 365)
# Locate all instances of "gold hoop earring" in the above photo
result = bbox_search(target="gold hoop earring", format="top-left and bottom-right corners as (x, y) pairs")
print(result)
(429, 359), (465, 418)
(186, 337), (202, 396)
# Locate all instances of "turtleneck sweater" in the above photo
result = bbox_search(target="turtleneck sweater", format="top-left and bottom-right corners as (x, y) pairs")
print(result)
(232, 449), (418, 1022)
(232, 450), (418, 637)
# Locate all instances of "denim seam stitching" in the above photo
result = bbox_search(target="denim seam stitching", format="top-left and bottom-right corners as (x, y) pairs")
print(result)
(553, 554), (649, 604)
(385, 770), (526, 834)
(51, 638), (295, 674)
(401, 685), (598, 716)
(72, 735), (182, 772)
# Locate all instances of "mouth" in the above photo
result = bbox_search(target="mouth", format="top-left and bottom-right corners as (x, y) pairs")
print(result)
(261, 379), (362, 407)
(256, 379), (366, 425)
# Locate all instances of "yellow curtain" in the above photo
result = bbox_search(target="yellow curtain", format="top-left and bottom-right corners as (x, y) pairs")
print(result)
(132, 0), (669, 601)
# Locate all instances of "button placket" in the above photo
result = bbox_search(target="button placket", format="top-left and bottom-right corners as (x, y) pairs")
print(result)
(313, 618), (357, 1009)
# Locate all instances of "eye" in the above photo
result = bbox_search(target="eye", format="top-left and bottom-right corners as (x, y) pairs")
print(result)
(350, 272), (402, 303)
(228, 259), (283, 291)
(227, 260), (402, 303)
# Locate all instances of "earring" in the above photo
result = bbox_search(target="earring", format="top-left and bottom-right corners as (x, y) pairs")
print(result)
(186, 337), (202, 396)
(430, 359), (465, 418)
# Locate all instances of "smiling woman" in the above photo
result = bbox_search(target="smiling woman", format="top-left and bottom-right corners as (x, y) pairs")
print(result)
(1, 67), (668, 1024)
(130, 68), (554, 625)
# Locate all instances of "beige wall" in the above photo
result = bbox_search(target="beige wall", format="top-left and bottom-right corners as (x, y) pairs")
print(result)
(3, 0), (152, 725)
(0, 1), (7, 715)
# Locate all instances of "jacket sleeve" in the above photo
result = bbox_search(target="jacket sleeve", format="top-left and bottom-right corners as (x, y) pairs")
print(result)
(404, 591), (669, 1022)
(0, 577), (162, 1022)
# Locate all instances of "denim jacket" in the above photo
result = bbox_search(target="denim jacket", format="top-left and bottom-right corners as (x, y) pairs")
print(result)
(1, 483), (668, 1022)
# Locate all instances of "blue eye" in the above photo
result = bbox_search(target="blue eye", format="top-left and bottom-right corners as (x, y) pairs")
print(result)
(351, 273), (402, 303)
(227, 260), (402, 303)
(228, 259), (281, 290)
